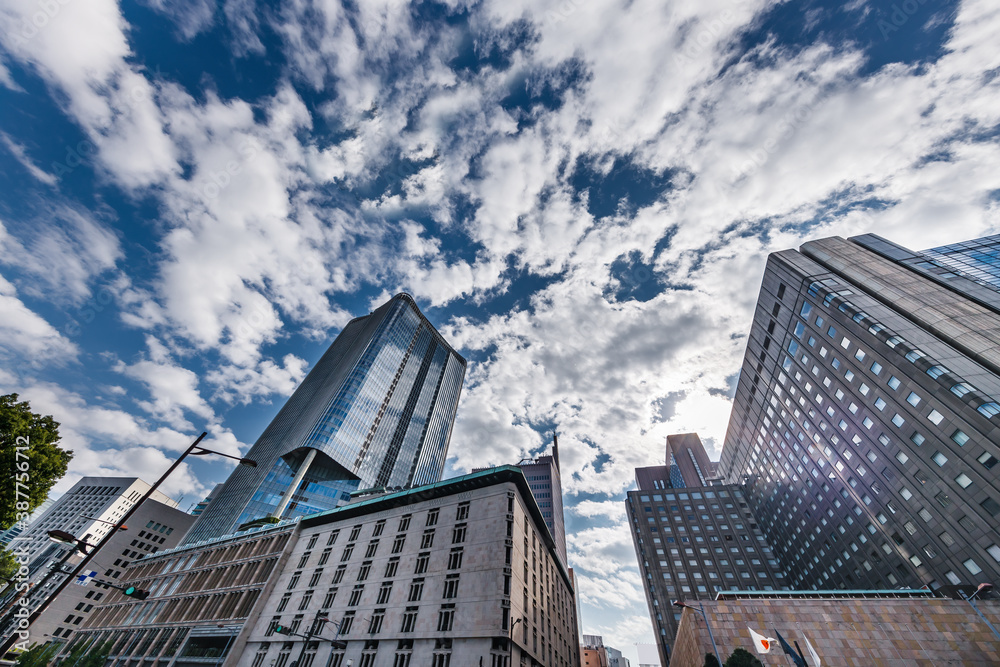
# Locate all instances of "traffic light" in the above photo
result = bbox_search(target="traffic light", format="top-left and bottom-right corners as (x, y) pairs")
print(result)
(274, 625), (291, 635)
(122, 586), (150, 600)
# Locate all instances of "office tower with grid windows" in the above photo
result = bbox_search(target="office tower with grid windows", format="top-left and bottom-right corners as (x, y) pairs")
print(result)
(184, 293), (466, 545)
(626, 434), (786, 665)
(922, 233), (1000, 293)
(517, 437), (567, 566)
(719, 234), (1000, 594)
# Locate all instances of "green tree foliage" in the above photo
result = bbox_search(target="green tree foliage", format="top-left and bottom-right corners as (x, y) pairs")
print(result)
(57, 640), (111, 667)
(704, 652), (722, 667)
(725, 647), (765, 667)
(13, 642), (59, 667)
(0, 547), (19, 581)
(1, 394), (72, 530)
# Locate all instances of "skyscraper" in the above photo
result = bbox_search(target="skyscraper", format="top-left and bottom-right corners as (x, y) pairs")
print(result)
(184, 293), (466, 544)
(518, 437), (567, 565)
(922, 233), (1000, 293)
(719, 234), (1000, 592)
(627, 435), (785, 664)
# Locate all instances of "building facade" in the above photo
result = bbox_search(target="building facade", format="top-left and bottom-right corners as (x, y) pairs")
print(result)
(63, 467), (579, 667)
(626, 434), (786, 665)
(185, 293), (467, 544)
(516, 438), (567, 566)
(0, 477), (189, 650)
(668, 590), (1000, 667)
(922, 232), (1000, 293)
(719, 234), (1000, 594)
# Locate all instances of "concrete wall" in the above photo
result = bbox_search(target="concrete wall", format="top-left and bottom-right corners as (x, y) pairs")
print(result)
(669, 596), (1000, 667)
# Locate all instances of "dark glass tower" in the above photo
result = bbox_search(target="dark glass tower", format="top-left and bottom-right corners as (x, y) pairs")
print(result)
(184, 293), (466, 544)
(922, 233), (1000, 293)
(719, 234), (1000, 593)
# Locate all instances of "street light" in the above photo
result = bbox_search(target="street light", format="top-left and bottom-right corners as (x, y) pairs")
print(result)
(958, 583), (1000, 641)
(47, 531), (98, 555)
(674, 599), (722, 667)
(0, 432), (258, 658)
(509, 616), (524, 667)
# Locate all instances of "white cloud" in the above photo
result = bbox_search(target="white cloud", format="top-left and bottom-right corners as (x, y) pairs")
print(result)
(0, 274), (78, 363)
(0, 132), (55, 185)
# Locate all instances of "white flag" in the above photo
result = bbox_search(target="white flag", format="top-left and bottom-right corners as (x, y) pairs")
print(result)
(748, 627), (776, 654)
(803, 635), (821, 666)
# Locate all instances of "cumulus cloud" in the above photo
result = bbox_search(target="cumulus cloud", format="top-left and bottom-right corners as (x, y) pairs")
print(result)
(0, 274), (78, 364)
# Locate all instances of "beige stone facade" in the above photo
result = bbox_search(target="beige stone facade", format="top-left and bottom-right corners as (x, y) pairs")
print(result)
(669, 594), (1000, 666)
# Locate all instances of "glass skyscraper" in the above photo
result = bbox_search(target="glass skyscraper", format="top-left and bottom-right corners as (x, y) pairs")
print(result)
(184, 293), (466, 544)
(923, 233), (1000, 293)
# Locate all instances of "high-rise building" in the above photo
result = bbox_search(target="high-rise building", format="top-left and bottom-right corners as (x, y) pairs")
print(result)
(184, 293), (466, 544)
(0, 497), (54, 548)
(922, 232), (1000, 293)
(517, 437), (567, 565)
(626, 434), (785, 664)
(0, 477), (190, 649)
(719, 234), (1000, 593)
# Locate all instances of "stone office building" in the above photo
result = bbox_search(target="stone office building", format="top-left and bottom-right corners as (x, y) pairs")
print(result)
(61, 466), (578, 667)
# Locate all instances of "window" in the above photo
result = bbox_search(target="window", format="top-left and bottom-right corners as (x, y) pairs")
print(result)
(927, 410), (944, 425)
(891, 414), (905, 427)
(385, 558), (400, 578)
(447, 549), (464, 570)
(365, 541), (379, 558)
(443, 575), (459, 599)
(377, 583), (393, 604)
(398, 515), (411, 532)
(332, 566), (346, 584)
(887, 376), (901, 390)
(340, 546), (354, 563)
(349, 526), (362, 541)
(982, 497), (1000, 517)
(437, 605), (455, 632)
(900, 488), (912, 500)
(452, 525), (466, 544)
(951, 383), (973, 398)
(932, 452), (948, 467)
(358, 562), (372, 581)
(963, 559), (982, 575)
(978, 402), (1000, 418)
(400, 607), (418, 633)
(874, 398), (886, 411)
(978, 452), (999, 470)
(456, 503), (469, 521)
(322, 588), (338, 608)
(327, 531), (340, 546)
(373, 520), (385, 537)
(421, 531), (435, 549)
(951, 430), (970, 446)
(348, 586), (364, 606)
(870, 361), (882, 375)
(426, 509), (439, 527)
(408, 580), (424, 602)
(392, 535), (406, 554)
(906, 392), (921, 406)
(339, 613), (354, 634)
(415, 553), (429, 574)
(955, 473), (973, 489)
(368, 609), (385, 634)
(895, 452), (909, 464)
(855, 349), (866, 362)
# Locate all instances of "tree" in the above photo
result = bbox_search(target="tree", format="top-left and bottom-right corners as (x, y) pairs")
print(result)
(13, 642), (59, 667)
(704, 652), (722, 667)
(0, 394), (73, 530)
(725, 647), (764, 667)
(56, 640), (111, 667)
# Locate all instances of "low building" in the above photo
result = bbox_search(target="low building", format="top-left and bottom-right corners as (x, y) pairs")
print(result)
(669, 589), (1000, 666)
(61, 466), (579, 667)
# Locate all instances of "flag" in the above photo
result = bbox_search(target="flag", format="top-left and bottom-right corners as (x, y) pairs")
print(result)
(775, 630), (806, 667)
(803, 635), (821, 666)
(747, 627), (776, 654)
(73, 570), (97, 586)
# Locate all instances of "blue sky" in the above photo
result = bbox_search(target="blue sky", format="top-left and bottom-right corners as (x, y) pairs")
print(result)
(1, 0), (997, 660)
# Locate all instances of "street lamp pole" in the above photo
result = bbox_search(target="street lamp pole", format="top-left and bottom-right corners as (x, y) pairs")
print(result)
(958, 583), (1000, 642)
(674, 600), (721, 667)
(509, 616), (523, 667)
(0, 432), (257, 657)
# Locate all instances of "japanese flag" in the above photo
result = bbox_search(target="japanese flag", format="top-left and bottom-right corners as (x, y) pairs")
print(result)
(748, 627), (777, 654)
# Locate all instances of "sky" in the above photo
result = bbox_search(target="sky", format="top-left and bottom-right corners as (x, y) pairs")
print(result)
(1, 0), (998, 661)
